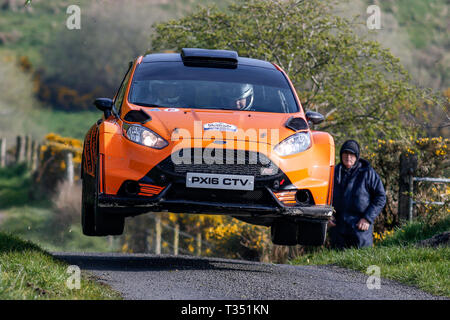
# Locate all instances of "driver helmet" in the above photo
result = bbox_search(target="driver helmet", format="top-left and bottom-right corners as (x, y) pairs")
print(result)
(230, 83), (254, 110)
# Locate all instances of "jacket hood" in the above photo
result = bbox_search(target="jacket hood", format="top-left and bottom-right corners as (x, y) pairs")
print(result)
(340, 140), (360, 164)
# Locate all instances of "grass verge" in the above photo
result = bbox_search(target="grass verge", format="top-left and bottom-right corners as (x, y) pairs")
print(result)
(0, 232), (121, 299)
(291, 217), (450, 297)
(0, 164), (113, 252)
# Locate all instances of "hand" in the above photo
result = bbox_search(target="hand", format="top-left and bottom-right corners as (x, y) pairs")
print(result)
(328, 219), (336, 228)
(356, 218), (370, 231)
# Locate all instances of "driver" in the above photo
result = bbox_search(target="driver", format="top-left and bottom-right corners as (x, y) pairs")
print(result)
(151, 80), (181, 106)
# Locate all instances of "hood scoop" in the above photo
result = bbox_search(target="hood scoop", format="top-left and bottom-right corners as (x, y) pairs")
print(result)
(124, 109), (151, 124)
(285, 116), (308, 131)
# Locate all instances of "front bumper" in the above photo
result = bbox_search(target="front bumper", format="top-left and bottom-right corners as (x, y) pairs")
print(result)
(98, 183), (333, 220)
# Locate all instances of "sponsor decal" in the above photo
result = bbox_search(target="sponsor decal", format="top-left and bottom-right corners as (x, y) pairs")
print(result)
(149, 108), (161, 112)
(203, 122), (237, 132)
(164, 108), (180, 112)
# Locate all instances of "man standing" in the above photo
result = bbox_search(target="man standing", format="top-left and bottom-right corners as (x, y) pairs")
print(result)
(329, 140), (386, 249)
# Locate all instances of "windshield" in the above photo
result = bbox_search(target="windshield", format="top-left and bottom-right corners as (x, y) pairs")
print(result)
(128, 62), (299, 113)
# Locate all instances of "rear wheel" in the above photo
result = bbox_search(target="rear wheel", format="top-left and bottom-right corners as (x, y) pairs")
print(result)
(297, 220), (327, 246)
(270, 219), (298, 246)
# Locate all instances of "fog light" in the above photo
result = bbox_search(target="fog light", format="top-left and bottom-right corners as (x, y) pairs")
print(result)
(296, 190), (311, 204)
(125, 181), (140, 196)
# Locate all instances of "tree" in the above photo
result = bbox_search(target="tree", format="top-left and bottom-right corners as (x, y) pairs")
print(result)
(151, 0), (446, 146)
(40, 1), (171, 110)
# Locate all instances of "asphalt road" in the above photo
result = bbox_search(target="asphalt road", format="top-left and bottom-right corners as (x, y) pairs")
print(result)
(53, 252), (446, 300)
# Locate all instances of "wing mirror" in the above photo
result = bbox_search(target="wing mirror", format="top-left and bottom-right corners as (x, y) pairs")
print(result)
(94, 98), (114, 118)
(305, 111), (325, 125)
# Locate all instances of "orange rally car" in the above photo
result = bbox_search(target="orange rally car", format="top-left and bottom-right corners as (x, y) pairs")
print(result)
(81, 48), (335, 246)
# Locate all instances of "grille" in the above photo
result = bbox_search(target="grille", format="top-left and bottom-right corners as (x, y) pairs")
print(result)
(158, 148), (279, 178)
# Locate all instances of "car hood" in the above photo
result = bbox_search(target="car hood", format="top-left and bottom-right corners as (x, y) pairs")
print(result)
(139, 108), (305, 146)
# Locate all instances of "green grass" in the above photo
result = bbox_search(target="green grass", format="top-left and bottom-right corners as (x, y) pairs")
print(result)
(0, 164), (113, 252)
(31, 108), (102, 140)
(0, 232), (121, 299)
(0, 206), (114, 253)
(0, 0), (93, 66)
(376, 0), (448, 49)
(0, 163), (48, 209)
(381, 217), (450, 247)
(0, 0), (229, 67)
(291, 217), (450, 297)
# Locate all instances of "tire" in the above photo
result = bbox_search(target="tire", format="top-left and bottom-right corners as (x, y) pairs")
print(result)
(81, 138), (124, 237)
(81, 170), (96, 236)
(270, 219), (298, 246)
(297, 220), (327, 246)
(95, 207), (124, 236)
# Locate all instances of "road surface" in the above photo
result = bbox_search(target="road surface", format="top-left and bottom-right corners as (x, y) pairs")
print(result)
(53, 252), (446, 300)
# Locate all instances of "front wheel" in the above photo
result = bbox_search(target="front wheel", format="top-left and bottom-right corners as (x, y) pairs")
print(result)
(95, 208), (125, 236)
(270, 219), (298, 246)
(81, 140), (125, 236)
(81, 169), (97, 236)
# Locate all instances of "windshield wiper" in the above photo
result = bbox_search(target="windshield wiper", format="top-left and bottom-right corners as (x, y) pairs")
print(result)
(131, 102), (166, 108)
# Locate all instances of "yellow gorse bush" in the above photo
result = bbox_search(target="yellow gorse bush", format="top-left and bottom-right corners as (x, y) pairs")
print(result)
(164, 212), (270, 260)
(362, 136), (449, 232)
(43, 133), (83, 164)
(36, 133), (83, 191)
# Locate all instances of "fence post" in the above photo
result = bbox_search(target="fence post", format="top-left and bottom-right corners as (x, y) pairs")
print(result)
(0, 138), (6, 168)
(155, 214), (161, 255)
(35, 143), (42, 171)
(174, 223), (179, 256)
(196, 232), (202, 256)
(64, 150), (74, 186)
(398, 153), (417, 222)
(25, 135), (32, 166)
(15, 135), (24, 163)
(30, 140), (38, 171)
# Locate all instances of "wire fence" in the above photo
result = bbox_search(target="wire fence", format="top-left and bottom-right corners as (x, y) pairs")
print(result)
(147, 214), (215, 256)
(408, 177), (450, 221)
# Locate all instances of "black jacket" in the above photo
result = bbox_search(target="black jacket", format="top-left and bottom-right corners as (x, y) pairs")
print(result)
(333, 158), (386, 229)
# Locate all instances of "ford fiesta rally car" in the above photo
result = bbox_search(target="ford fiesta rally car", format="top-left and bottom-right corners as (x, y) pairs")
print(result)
(81, 48), (335, 246)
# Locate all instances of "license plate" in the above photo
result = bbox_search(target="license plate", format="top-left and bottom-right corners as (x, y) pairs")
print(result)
(186, 173), (254, 191)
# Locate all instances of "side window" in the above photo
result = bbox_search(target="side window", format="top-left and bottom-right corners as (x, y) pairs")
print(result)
(114, 63), (133, 114)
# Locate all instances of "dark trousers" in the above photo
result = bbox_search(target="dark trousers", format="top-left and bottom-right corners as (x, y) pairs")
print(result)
(329, 225), (373, 249)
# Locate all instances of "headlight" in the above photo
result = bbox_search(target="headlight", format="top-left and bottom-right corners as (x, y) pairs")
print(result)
(123, 124), (168, 149)
(274, 132), (311, 156)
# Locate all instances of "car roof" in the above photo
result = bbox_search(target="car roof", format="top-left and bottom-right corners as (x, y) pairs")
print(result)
(141, 53), (277, 70)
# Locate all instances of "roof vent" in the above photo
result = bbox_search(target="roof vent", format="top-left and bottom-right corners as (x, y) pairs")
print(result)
(181, 48), (238, 69)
